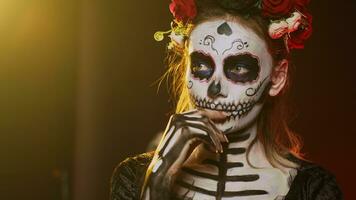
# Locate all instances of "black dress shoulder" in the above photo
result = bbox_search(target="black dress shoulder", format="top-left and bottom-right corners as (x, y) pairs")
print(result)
(110, 152), (343, 200)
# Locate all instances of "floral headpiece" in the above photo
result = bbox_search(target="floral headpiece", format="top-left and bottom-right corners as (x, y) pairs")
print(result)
(155, 0), (312, 51)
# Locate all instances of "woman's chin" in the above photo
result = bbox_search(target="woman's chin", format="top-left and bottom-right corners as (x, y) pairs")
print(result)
(201, 109), (235, 133)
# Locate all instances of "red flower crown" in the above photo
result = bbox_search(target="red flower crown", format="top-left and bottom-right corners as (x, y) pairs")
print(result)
(167, 0), (312, 50)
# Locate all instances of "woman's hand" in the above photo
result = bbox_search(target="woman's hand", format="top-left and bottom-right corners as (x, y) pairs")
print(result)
(140, 109), (228, 200)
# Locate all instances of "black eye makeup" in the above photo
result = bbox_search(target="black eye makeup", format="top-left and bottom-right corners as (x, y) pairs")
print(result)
(223, 53), (260, 83)
(190, 51), (215, 80)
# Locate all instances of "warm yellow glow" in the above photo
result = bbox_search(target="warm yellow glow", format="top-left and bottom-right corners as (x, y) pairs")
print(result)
(0, 1), (53, 46)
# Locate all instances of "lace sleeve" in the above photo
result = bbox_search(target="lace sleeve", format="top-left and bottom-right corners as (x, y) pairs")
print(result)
(286, 163), (343, 200)
(110, 152), (153, 200)
(307, 166), (343, 200)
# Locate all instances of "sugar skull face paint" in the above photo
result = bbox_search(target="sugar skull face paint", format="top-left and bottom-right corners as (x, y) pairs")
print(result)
(187, 19), (273, 133)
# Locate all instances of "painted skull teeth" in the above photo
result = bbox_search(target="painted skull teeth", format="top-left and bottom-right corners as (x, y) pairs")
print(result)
(191, 95), (255, 119)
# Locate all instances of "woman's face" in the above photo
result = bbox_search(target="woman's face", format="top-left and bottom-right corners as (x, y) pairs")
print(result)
(186, 19), (273, 133)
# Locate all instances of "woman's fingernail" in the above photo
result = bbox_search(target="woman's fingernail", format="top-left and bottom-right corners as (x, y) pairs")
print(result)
(224, 135), (229, 143)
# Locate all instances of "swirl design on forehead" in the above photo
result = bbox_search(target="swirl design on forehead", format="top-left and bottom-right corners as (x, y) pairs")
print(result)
(199, 35), (219, 55)
(223, 39), (249, 55)
(198, 23), (249, 55)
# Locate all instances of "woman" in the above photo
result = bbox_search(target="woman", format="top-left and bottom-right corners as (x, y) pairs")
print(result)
(110, 0), (343, 199)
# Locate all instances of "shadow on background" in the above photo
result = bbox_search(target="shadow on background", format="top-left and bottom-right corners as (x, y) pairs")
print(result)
(0, 0), (355, 199)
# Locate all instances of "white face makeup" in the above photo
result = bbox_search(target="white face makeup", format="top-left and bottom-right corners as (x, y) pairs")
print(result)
(187, 19), (273, 133)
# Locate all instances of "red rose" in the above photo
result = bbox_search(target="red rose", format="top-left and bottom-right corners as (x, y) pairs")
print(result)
(288, 11), (312, 49)
(169, 0), (197, 22)
(262, 0), (295, 18)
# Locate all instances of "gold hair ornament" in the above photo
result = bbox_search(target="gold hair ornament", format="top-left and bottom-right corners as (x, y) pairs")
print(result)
(154, 20), (194, 42)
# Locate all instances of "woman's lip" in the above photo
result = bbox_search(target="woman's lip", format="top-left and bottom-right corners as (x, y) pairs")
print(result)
(200, 109), (229, 122)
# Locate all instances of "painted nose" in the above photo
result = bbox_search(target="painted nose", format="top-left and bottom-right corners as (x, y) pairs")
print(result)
(208, 81), (223, 99)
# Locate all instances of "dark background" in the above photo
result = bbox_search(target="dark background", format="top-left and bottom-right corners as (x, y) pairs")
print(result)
(0, 0), (354, 199)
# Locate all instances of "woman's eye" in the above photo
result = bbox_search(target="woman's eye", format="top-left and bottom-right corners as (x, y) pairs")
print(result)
(189, 52), (215, 80)
(191, 62), (213, 80)
(230, 65), (250, 75)
(223, 54), (260, 83)
(192, 63), (209, 72)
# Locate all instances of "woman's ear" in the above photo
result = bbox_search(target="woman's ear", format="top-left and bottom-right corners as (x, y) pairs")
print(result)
(269, 59), (288, 97)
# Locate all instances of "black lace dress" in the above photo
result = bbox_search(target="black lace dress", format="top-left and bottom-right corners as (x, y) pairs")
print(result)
(110, 152), (343, 200)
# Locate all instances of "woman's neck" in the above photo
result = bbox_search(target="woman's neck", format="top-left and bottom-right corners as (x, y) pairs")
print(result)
(220, 122), (263, 168)
(194, 122), (276, 169)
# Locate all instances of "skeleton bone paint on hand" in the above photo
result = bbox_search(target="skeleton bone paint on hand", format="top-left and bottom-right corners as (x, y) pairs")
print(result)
(140, 109), (228, 199)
